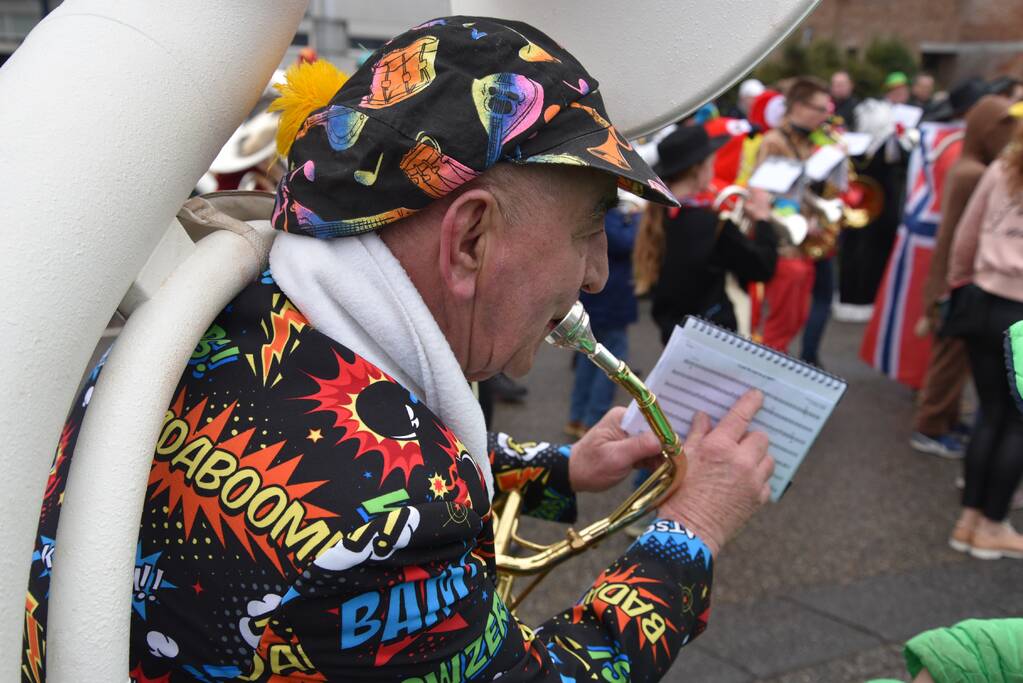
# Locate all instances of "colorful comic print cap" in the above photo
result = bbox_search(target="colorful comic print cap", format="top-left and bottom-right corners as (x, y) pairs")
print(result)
(272, 15), (679, 239)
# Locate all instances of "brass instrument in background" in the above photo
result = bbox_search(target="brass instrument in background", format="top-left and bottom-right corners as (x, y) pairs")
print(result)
(798, 135), (886, 260)
(713, 185), (809, 247)
(800, 171), (884, 260)
(493, 302), (685, 611)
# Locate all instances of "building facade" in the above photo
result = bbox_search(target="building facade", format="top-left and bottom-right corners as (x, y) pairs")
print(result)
(797, 0), (1023, 83)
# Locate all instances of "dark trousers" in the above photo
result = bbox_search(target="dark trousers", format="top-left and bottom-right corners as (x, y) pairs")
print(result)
(961, 291), (1023, 521)
(913, 335), (971, 436)
(801, 257), (834, 365)
(838, 221), (898, 305)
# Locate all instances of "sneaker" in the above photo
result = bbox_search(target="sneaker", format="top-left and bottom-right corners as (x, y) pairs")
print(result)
(949, 519), (975, 553)
(909, 432), (965, 459)
(951, 421), (972, 444)
(970, 522), (1023, 560)
(832, 302), (874, 323)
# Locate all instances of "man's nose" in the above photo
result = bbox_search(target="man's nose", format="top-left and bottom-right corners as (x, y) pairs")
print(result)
(581, 245), (609, 295)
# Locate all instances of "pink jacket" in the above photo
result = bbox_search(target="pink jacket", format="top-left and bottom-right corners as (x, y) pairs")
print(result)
(948, 159), (1023, 303)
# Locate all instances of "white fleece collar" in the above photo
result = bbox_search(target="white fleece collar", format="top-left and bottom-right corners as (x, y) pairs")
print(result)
(269, 231), (493, 499)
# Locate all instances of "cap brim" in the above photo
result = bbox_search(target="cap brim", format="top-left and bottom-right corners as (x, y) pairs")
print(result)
(521, 125), (680, 207)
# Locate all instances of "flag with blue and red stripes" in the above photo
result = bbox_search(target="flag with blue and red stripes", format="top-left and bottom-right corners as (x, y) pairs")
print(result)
(860, 122), (965, 389)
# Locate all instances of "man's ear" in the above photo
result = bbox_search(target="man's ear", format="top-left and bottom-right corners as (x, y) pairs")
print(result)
(438, 188), (501, 300)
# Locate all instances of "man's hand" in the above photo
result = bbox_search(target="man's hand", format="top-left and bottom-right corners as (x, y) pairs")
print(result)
(745, 188), (772, 222)
(657, 389), (774, 556)
(568, 407), (664, 493)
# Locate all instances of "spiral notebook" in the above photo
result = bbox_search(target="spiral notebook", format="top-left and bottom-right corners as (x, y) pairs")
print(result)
(621, 317), (847, 501)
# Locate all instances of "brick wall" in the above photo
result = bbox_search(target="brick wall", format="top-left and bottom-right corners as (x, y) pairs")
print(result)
(784, 0), (1022, 82)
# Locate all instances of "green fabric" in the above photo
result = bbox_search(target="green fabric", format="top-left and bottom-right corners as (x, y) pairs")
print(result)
(903, 619), (1023, 683)
(885, 71), (909, 89)
(1006, 320), (1023, 414)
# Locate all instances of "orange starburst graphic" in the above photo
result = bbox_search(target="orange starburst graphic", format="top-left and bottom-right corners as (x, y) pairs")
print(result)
(129, 663), (171, 683)
(41, 421), (76, 518)
(575, 564), (679, 661)
(495, 466), (545, 491)
(301, 350), (424, 486)
(22, 592), (43, 683)
(428, 472), (450, 498)
(435, 421), (478, 508)
(249, 295), (307, 386)
(148, 390), (336, 575)
(253, 628), (326, 681)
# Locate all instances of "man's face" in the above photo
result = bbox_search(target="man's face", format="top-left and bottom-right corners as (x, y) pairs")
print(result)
(886, 85), (910, 105)
(469, 169), (615, 380)
(912, 76), (934, 102)
(830, 73), (852, 101)
(791, 92), (832, 130)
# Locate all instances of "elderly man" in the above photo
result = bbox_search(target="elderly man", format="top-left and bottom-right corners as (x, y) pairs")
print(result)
(28, 16), (772, 682)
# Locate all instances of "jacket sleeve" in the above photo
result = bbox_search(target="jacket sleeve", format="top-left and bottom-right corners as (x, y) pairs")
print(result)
(487, 431), (578, 523)
(532, 517), (714, 681)
(715, 218), (779, 284)
(922, 164), (984, 312)
(948, 161), (998, 289)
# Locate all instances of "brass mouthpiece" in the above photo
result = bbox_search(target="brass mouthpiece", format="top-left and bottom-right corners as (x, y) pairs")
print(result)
(546, 302), (620, 375)
(545, 302), (595, 354)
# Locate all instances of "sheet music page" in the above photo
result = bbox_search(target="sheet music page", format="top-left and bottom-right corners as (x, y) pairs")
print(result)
(747, 156), (804, 194)
(804, 144), (847, 182)
(841, 132), (872, 157)
(622, 319), (846, 501)
(891, 103), (924, 130)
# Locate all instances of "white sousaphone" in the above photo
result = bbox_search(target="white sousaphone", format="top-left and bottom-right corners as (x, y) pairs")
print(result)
(0, 1), (818, 678)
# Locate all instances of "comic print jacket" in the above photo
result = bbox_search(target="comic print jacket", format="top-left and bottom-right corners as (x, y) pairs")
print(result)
(24, 273), (713, 682)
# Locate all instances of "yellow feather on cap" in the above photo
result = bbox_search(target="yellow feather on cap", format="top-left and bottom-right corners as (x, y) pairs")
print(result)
(269, 60), (349, 158)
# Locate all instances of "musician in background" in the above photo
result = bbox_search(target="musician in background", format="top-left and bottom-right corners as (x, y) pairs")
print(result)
(753, 78), (834, 361)
(830, 70), (860, 130)
(840, 73), (921, 317)
(633, 126), (778, 343)
(884, 71), (911, 106)
(910, 72), (936, 111)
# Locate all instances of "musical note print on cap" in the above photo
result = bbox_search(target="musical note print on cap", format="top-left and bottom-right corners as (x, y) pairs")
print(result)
(271, 15), (679, 239)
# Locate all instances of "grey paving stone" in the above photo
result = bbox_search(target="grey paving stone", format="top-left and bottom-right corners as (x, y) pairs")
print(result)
(662, 645), (753, 683)
(760, 644), (907, 683)
(909, 560), (1023, 617)
(691, 599), (882, 678)
(789, 572), (1002, 643)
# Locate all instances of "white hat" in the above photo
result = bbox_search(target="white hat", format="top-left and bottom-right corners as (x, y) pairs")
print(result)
(739, 78), (765, 100)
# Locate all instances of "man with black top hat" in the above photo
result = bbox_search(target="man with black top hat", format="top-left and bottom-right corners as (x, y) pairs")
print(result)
(29, 16), (774, 682)
(634, 126), (778, 343)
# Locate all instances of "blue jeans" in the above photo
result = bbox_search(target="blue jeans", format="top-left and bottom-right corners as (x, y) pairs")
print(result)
(801, 257), (834, 365)
(569, 326), (628, 427)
